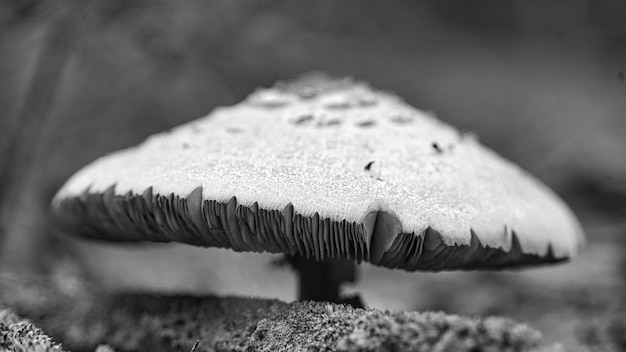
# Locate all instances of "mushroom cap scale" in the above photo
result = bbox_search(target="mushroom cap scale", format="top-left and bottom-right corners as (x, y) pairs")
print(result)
(52, 73), (584, 271)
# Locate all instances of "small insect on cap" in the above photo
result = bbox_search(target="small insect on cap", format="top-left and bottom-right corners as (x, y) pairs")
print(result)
(52, 72), (584, 271)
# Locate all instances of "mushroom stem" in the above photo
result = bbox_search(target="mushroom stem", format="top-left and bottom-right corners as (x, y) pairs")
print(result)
(288, 255), (362, 308)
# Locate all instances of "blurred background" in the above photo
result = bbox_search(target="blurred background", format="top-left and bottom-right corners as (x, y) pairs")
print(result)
(0, 1), (625, 351)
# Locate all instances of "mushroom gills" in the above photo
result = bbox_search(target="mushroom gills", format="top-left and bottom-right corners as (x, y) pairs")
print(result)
(55, 186), (567, 270)
(57, 186), (369, 261)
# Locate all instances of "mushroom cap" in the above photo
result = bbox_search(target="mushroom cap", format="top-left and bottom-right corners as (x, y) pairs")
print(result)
(52, 73), (584, 271)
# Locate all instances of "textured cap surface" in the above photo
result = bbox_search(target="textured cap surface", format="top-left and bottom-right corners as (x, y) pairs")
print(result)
(52, 73), (584, 271)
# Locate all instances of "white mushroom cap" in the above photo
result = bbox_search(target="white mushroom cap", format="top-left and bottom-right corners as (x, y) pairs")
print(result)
(52, 73), (584, 271)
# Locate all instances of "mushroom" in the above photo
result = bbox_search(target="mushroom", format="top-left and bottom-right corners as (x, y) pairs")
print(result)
(51, 73), (584, 306)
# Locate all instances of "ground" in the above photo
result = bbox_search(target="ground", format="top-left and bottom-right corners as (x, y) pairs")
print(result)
(0, 270), (549, 352)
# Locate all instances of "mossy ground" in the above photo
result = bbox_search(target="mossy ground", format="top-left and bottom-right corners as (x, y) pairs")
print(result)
(0, 308), (66, 352)
(0, 271), (552, 352)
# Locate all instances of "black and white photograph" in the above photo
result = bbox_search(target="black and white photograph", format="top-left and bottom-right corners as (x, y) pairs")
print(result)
(0, 1), (625, 351)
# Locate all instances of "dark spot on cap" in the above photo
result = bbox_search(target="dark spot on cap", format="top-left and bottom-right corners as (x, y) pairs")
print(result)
(226, 127), (243, 134)
(390, 114), (412, 124)
(292, 114), (314, 125)
(355, 96), (377, 107)
(256, 100), (288, 109)
(276, 72), (354, 100)
(356, 120), (375, 128)
(182, 143), (190, 149)
(618, 72), (625, 83)
(324, 101), (351, 109)
(296, 88), (319, 100)
(364, 161), (374, 171)
(432, 142), (443, 153)
(316, 118), (341, 127)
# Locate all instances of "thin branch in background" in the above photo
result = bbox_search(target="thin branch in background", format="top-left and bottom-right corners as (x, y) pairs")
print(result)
(0, 1), (88, 272)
